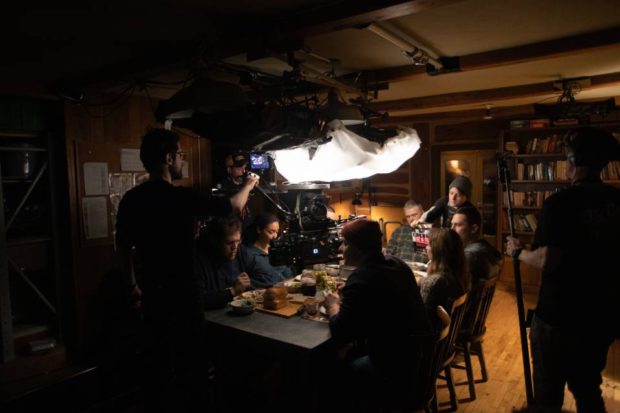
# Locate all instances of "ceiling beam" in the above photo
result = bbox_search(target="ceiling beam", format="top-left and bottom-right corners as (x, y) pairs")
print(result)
(369, 71), (620, 112)
(372, 104), (535, 126)
(358, 25), (620, 84)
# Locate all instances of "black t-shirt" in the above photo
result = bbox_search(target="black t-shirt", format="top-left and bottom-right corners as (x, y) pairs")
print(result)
(116, 180), (231, 302)
(533, 179), (620, 330)
(425, 197), (476, 228)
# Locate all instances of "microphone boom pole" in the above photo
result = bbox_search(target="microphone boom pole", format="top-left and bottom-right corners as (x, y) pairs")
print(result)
(497, 153), (534, 405)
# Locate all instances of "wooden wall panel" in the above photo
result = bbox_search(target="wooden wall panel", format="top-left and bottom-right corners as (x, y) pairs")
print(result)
(435, 119), (507, 143)
(63, 95), (209, 351)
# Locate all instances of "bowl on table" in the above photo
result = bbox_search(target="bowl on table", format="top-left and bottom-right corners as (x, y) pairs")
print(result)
(228, 299), (255, 315)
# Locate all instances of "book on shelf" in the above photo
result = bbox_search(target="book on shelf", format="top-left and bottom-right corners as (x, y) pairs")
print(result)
(502, 211), (536, 233)
(516, 163), (524, 180)
(601, 161), (620, 180)
(552, 118), (579, 126)
(506, 189), (561, 208)
(530, 118), (550, 128)
(515, 160), (567, 181)
(521, 134), (565, 155)
(510, 120), (529, 129)
(505, 141), (520, 154)
(524, 213), (538, 232)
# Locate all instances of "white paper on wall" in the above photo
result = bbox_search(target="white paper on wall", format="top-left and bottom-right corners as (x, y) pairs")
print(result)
(83, 162), (109, 195)
(82, 196), (109, 239)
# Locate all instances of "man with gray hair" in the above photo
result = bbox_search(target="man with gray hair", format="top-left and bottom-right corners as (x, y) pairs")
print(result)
(385, 200), (424, 261)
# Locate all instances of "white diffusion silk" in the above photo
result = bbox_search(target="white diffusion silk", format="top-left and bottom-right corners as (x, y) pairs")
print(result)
(271, 120), (421, 183)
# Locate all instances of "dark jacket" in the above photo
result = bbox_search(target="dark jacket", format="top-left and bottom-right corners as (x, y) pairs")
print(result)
(329, 253), (433, 377)
(424, 197), (475, 228)
(195, 242), (283, 310)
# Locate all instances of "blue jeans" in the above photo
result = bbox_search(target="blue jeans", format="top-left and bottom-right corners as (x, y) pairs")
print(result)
(530, 314), (613, 413)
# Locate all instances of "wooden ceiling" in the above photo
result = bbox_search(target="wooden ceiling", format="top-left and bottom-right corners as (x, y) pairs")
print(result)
(5, 0), (620, 121)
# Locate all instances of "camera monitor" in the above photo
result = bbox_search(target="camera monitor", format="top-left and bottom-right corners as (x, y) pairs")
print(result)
(249, 152), (270, 170)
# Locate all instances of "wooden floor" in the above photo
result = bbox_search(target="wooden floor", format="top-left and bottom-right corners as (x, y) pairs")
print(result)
(434, 285), (620, 413)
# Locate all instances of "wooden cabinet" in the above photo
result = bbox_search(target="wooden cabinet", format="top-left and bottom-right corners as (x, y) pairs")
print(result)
(496, 123), (620, 290)
(0, 130), (65, 373)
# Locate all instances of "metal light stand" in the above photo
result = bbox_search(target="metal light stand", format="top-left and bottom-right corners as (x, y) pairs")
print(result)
(497, 153), (534, 405)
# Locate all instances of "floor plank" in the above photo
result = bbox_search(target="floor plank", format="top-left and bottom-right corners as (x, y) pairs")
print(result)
(434, 285), (620, 412)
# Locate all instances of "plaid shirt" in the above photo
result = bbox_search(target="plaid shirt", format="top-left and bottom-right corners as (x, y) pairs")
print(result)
(385, 225), (417, 262)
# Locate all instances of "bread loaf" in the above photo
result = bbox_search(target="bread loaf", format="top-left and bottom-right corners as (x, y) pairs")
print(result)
(263, 287), (288, 310)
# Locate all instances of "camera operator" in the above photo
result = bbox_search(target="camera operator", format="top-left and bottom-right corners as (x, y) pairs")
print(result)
(218, 150), (254, 227)
(506, 127), (620, 413)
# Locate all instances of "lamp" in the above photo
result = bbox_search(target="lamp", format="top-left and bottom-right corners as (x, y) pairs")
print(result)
(483, 104), (493, 120)
(321, 89), (365, 125)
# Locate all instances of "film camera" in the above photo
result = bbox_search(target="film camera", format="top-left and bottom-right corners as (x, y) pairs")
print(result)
(269, 191), (342, 271)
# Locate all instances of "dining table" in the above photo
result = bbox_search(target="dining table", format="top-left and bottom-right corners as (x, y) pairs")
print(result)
(204, 302), (336, 413)
(204, 304), (332, 359)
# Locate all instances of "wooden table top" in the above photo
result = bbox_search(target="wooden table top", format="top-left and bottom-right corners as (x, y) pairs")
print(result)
(204, 306), (331, 353)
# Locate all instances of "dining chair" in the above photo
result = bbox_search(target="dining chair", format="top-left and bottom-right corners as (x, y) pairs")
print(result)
(397, 306), (451, 413)
(436, 292), (468, 412)
(453, 276), (498, 401)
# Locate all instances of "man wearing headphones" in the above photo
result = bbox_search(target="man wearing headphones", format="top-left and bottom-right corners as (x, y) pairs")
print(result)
(218, 151), (253, 226)
(506, 127), (620, 413)
(220, 151), (249, 191)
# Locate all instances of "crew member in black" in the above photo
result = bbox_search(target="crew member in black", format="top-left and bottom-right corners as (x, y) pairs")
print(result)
(506, 127), (620, 413)
(115, 128), (257, 411)
(218, 150), (253, 227)
(415, 175), (477, 228)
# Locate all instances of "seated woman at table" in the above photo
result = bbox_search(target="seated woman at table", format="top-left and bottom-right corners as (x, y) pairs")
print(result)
(241, 213), (293, 284)
(323, 219), (433, 411)
(195, 215), (277, 309)
(419, 227), (470, 330)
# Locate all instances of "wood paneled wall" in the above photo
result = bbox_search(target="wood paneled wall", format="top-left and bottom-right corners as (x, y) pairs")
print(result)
(63, 95), (209, 352)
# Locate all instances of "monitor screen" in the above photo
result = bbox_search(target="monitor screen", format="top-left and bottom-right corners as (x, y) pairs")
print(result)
(249, 152), (270, 170)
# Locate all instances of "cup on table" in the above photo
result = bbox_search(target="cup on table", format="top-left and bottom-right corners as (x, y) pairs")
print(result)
(300, 279), (317, 296)
(304, 298), (319, 315)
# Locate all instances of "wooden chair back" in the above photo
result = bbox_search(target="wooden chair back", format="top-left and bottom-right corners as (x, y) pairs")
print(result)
(466, 276), (498, 339)
(441, 292), (468, 366)
(415, 306), (451, 411)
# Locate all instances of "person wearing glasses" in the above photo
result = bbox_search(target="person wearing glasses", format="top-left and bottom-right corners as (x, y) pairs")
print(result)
(115, 128), (258, 411)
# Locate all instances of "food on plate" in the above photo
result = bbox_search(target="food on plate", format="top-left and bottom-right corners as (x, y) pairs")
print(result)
(241, 289), (265, 303)
(229, 299), (255, 315)
(263, 287), (289, 310)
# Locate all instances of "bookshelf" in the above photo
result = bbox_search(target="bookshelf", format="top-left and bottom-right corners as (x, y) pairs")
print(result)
(497, 122), (620, 290)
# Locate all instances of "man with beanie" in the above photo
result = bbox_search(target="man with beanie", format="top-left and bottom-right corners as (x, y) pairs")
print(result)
(323, 219), (433, 411)
(507, 127), (620, 413)
(415, 175), (477, 228)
